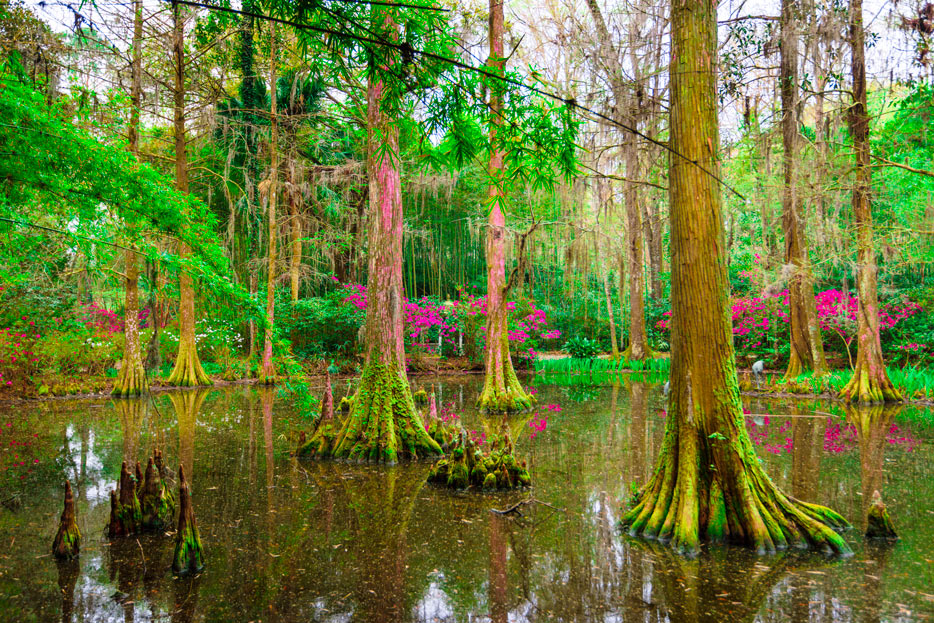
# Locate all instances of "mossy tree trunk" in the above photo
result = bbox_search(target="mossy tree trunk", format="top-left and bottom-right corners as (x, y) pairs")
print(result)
(166, 2), (210, 388)
(306, 9), (440, 463)
(172, 464), (205, 574)
(622, 0), (850, 556)
(52, 480), (80, 559)
(477, 0), (532, 414)
(839, 0), (900, 404)
(780, 0), (828, 381)
(114, 251), (148, 396)
(114, 0), (149, 397)
(261, 27), (278, 384)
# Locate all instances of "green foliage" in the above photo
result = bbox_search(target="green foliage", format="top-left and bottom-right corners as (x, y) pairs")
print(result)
(277, 294), (363, 360)
(562, 336), (600, 360)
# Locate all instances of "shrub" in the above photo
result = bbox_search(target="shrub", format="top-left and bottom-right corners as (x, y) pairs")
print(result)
(562, 335), (600, 359)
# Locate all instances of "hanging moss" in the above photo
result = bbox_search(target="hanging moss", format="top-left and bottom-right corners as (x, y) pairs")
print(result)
(108, 461), (142, 538)
(428, 430), (531, 491)
(140, 457), (175, 531)
(172, 464), (205, 575)
(52, 481), (80, 560)
(866, 491), (898, 540)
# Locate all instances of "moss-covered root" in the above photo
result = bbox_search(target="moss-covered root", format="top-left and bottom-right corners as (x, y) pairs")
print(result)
(112, 360), (149, 397)
(153, 448), (177, 508)
(166, 342), (212, 387)
(108, 461), (142, 538)
(140, 457), (175, 531)
(840, 363), (902, 404)
(311, 361), (442, 463)
(428, 430), (531, 491)
(295, 374), (339, 457)
(338, 395), (354, 415)
(621, 452), (852, 556)
(866, 490), (898, 540)
(172, 464), (205, 575)
(52, 480), (80, 560)
(477, 363), (534, 414)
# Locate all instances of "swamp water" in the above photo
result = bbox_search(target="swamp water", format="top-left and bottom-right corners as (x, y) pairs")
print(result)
(1, 376), (933, 622)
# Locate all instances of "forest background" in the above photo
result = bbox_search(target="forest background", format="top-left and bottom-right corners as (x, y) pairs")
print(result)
(1, 0), (933, 400)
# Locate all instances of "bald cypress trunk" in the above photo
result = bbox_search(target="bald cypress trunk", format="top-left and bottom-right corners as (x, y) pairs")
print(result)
(622, 0), (850, 555)
(167, 1), (210, 388)
(780, 0), (827, 380)
(114, 0), (148, 397)
(477, 0), (532, 413)
(304, 10), (440, 462)
(261, 27), (278, 383)
(839, 0), (901, 404)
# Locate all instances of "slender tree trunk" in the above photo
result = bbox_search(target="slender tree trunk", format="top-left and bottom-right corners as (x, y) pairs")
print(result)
(289, 156), (301, 302)
(781, 0), (827, 380)
(840, 0), (900, 403)
(305, 9), (440, 462)
(114, 0), (148, 397)
(596, 178), (619, 359)
(144, 259), (162, 371)
(623, 109), (651, 361)
(261, 27), (278, 383)
(477, 0), (532, 413)
(622, 0), (850, 555)
(166, 1), (210, 388)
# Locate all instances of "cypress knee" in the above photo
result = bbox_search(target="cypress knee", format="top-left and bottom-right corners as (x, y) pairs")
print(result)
(52, 480), (81, 560)
(172, 464), (204, 574)
(866, 490), (898, 540)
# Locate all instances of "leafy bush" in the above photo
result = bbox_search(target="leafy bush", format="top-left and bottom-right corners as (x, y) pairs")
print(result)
(563, 335), (600, 359)
(277, 293), (363, 360)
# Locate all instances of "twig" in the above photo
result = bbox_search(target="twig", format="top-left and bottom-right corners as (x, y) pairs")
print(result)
(491, 496), (565, 515)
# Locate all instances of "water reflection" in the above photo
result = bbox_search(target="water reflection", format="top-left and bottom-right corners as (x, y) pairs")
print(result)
(1, 379), (932, 622)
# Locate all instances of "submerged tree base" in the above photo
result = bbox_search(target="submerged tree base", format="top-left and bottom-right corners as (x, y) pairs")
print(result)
(428, 430), (530, 491)
(52, 481), (80, 560)
(866, 490), (898, 540)
(621, 427), (852, 556)
(840, 363), (902, 405)
(172, 464), (204, 575)
(302, 360), (442, 463)
(167, 342), (212, 387)
(112, 363), (148, 397)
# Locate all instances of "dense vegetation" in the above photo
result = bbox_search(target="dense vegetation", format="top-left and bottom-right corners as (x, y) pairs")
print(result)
(1, 0), (933, 555)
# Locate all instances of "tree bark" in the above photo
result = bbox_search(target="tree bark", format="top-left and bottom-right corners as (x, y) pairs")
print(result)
(839, 0), (901, 404)
(780, 0), (827, 380)
(305, 10), (440, 462)
(166, 1), (210, 387)
(477, 0), (532, 413)
(622, 0), (850, 555)
(114, 0), (148, 397)
(261, 26), (278, 383)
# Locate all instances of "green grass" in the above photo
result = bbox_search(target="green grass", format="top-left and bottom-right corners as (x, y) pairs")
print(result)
(535, 356), (670, 375)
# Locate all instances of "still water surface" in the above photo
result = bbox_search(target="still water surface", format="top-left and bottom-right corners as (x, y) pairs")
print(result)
(1, 375), (932, 622)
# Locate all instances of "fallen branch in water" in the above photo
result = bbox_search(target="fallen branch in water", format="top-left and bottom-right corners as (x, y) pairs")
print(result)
(491, 496), (565, 516)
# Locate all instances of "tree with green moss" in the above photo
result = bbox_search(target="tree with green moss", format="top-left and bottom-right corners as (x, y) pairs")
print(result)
(622, 0), (850, 555)
(476, 0), (533, 414)
(303, 8), (441, 463)
(838, 0), (901, 404)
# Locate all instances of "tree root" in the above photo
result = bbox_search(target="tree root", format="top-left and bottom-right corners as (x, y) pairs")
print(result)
(301, 360), (441, 463)
(428, 429), (531, 491)
(840, 363), (902, 404)
(52, 481), (80, 560)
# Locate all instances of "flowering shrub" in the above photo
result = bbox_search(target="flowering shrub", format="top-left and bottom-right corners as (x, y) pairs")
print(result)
(336, 282), (559, 362)
(654, 288), (922, 360)
(0, 317), (42, 389)
(77, 302), (151, 334)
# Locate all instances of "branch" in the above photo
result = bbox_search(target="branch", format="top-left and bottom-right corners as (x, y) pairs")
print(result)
(870, 153), (934, 178)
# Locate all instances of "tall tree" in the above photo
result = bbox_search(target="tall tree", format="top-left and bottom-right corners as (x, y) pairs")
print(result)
(166, 0), (211, 387)
(112, 0), (148, 397)
(476, 0), (533, 413)
(780, 0), (827, 380)
(622, 0), (850, 555)
(261, 26), (278, 383)
(839, 0), (901, 403)
(304, 9), (441, 462)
